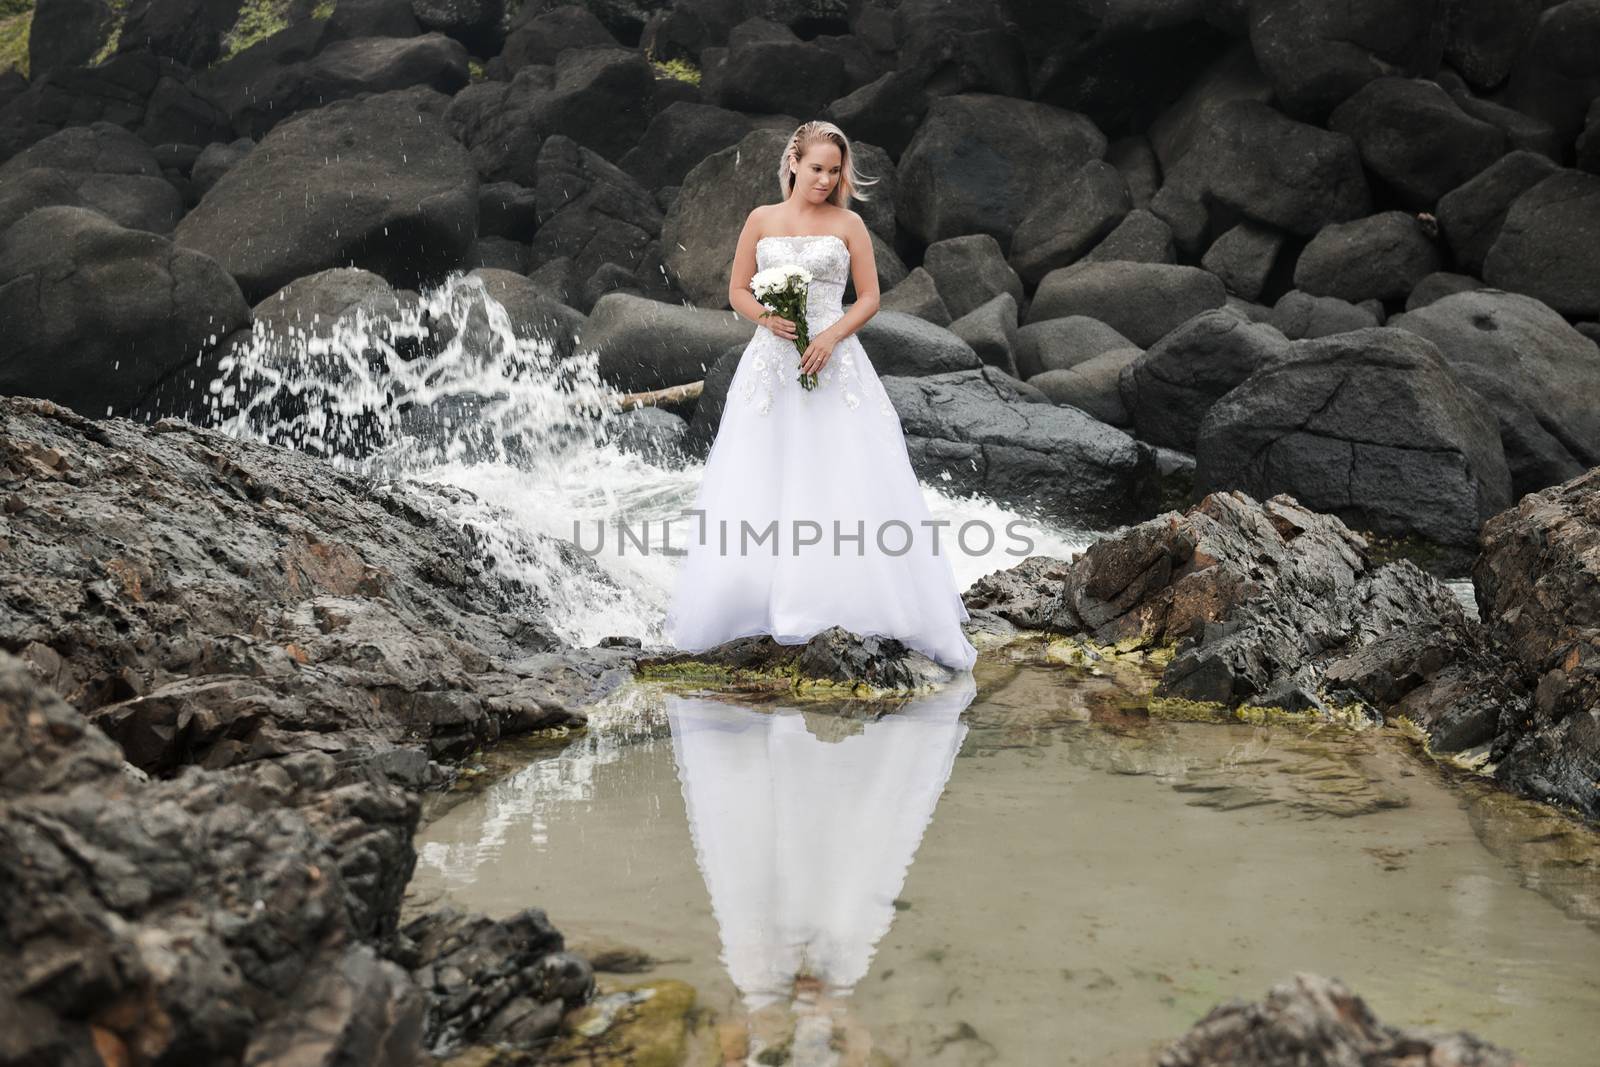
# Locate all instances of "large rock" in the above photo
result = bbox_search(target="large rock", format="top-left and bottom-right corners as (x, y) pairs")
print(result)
(884, 367), (1159, 527)
(1085, 208), (1176, 264)
(971, 490), (1471, 714)
(921, 232), (1025, 321)
(894, 93), (1105, 250)
(949, 292), (1022, 377)
(659, 128), (785, 308)
(175, 90), (478, 302)
(527, 135), (664, 302)
(0, 121), (183, 234)
(1327, 77), (1506, 209)
(1482, 169), (1600, 316)
(1028, 346), (1139, 427)
(1200, 221), (1284, 302)
(1268, 290), (1381, 340)
(0, 653), (430, 1066)
(1151, 101), (1371, 248)
(0, 207), (249, 417)
(1247, 0), (1449, 119)
(1506, 0), (1600, 144)
(857, 311), (983, 376)
(1120, 310), (1290, 451)
(709, 17), (849, 118)
(616, 100), (754, 189)
(1445, 0), (1544, 91)
(1015, 315), (1134, 380)
(1009, 160), (1130, 286)
(1474, 466), (1600, 820)
(1435, 150), (1560, 275)
(583, 292), (753, 393)
(995, 0), (1230, 134)
(1291, 212), (1443, 304)
(445, 47), (655, 180)
(502, 2), (615, 72)
(199, 32), (471, 139)
(1027, 262), (1225, 347)
(0, 394), (629, 764)
(1159, 973), (1520, 1066)
(1196, 328), (1512, 546)
(0, 52), (230, 162)
(1391, 289), (1600, 494)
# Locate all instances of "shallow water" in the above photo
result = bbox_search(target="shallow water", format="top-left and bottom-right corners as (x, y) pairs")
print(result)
(409, 661), (1600, 1066)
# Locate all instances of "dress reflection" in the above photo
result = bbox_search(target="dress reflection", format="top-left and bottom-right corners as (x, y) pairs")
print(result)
(665, 673), (976, 1058)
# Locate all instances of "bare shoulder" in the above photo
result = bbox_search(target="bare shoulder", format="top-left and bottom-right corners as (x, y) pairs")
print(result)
(843, 210), (871, 244)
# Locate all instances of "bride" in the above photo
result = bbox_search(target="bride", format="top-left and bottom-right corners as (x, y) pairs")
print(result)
(663, 121), (978, 672)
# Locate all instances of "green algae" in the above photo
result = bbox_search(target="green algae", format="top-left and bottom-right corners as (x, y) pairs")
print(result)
(218, 0), (292, 63)
(0, 6), (29, 76)
(88, 0), (126, 67)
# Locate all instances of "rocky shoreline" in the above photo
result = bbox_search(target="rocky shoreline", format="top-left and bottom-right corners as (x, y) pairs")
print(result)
(3, 391), (1586, 1063)
(4, 0), (1599, 1060)
(0, 0), (1597, 557)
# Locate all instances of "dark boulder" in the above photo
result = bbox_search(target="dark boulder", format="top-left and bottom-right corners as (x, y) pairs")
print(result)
(1015, 315), (1133, 380)
(1200, 221), (1284, 302)
(1120, 310), (1290, 452)
(949, 292), (1022, 378)
(1474, 466), (1600, 819)
(528, 134), (664, 298)
(1196, 328), (1511, 546)
(1435, 150), (1559, 276)
(885, 366), (1159, 527)
(1268, 290), (1380, 340)
(1292, 212), (1442, 304)
(1027, 261), (1225, 348)
(1159, 973), (1520, 1066)
(1391, 289), (1600, 494)
(0, 207), (248, 417)
(922, 233), (1025, 322)
(1482, 169), (1600, 317)
(175, 89), (478, 301)
(1010, 160), (1131, 286)
(0, 121), (183, 234)
(1328, 77), (1506, 209)
(583, 291), (752, 393)
(616, 100), (754, 190)
(1506, 0), (1600, 144)
(1085, 209), (1176, 265)
(894, 93), (1105, 251)
(1247, 0), (1448, 119)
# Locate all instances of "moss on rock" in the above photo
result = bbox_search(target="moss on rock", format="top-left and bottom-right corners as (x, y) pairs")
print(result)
(0, 5), (30, 76)
(218, 0), (292, 62)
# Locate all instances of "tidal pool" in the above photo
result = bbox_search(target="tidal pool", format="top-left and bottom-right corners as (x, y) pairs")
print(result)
(407, 661), (1600, 1066)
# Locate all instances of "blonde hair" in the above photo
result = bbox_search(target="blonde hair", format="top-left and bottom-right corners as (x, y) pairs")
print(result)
(777, 120), (879, 206)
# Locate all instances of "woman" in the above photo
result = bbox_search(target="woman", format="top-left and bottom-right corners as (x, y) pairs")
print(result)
(663, 120), (977, 672)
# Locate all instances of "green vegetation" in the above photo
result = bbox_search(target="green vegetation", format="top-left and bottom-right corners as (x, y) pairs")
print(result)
(644, 45), (701, 86)
(311, 0), (334, 18)
(0, 4), (29, 77)
(88, 0), (127, 67)
(218, 0), (293, 63)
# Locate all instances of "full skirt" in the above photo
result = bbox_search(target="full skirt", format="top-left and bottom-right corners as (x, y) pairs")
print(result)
(663, 327), (977, 671)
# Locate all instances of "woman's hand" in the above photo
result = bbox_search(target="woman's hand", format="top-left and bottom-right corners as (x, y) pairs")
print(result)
(801, 331), (838, 377)
(760, 310), (798, 342)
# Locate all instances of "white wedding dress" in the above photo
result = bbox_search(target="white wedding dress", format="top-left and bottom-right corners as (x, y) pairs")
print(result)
(663, 234), (978, 671)
(666, 672), (976, 1011)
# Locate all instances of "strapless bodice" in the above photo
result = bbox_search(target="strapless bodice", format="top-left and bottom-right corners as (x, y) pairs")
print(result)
(756, 234), (849, 315)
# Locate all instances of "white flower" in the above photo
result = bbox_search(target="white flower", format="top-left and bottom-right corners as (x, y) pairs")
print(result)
(750, 263), (812, 298)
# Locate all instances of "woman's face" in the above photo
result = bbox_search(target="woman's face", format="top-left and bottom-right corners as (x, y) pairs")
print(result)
(792, 142), (842, 203)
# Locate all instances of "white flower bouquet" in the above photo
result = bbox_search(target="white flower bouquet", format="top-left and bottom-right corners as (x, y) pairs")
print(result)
(751, 263), (818, 390)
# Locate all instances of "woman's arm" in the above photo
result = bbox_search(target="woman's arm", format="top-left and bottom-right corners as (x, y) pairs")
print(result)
(727, 209), (797, 341)
(817, 214), (880, 344)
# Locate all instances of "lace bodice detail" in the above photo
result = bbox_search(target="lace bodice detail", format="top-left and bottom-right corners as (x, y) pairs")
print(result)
(756, 234), (851, 313)
(741, 234), (893, 419)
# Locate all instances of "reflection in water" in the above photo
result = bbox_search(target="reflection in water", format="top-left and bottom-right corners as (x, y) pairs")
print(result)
(666, 676), (976, 1053)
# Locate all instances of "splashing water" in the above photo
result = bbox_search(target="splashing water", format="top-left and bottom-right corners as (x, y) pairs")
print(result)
(204, 273), (1094, 649)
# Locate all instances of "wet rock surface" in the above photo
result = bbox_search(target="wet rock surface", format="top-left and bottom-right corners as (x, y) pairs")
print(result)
(1158, 973), (1520, 1067)
(1475, 467), (1600, 819)
(636, 624), (963, 695)
(0, 395), (638, 781)
(965, 479), (1600, 823)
